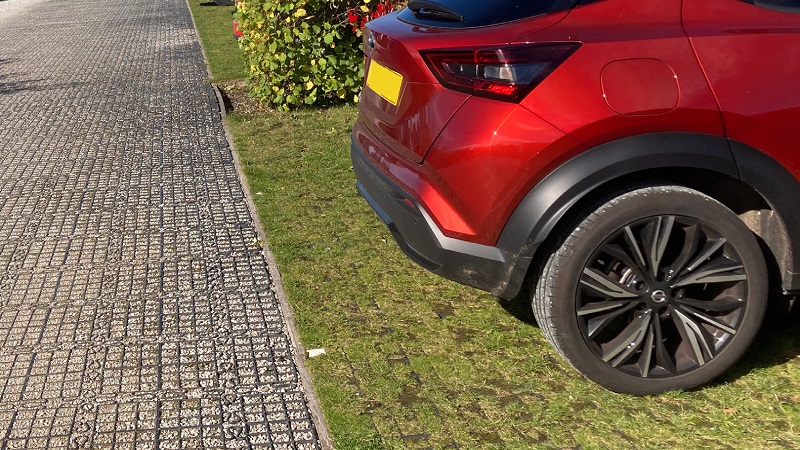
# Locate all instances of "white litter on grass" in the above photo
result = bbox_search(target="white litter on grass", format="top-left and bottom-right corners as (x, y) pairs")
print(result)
(307, 348), (326, 358)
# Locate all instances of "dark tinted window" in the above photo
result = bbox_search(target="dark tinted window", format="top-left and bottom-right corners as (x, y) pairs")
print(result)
(398, 0), (578, 28)
(744, 0), (800, 11)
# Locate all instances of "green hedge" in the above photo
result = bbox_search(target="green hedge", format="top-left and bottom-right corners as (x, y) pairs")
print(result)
(236, 0), (401, 110)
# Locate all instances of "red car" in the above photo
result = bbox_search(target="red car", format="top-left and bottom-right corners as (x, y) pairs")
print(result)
(351, 0), (800, 394)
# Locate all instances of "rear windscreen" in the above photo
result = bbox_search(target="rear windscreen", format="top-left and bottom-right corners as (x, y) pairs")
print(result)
(398, 0), (580, 28)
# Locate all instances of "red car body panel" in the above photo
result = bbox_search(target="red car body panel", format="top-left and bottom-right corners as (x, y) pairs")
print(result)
(358, 0), (725, 246)
(360, 9), (572, 164)
(352, 0), (800, 298)
(520, 0), (725, 150)
(684, 0), (800, 181)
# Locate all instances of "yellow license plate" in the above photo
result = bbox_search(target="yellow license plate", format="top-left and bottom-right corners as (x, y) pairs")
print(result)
(366, 60), (403, 106)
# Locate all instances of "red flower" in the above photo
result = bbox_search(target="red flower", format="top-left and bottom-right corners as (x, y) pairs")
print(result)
(348, 1), (401, 32)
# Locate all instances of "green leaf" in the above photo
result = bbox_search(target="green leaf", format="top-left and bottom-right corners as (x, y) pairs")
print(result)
(239, 0), (370, 109)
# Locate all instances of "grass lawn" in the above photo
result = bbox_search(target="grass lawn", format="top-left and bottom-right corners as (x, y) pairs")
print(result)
(187, 0), (246, 81)
(190, 4), (800, 449)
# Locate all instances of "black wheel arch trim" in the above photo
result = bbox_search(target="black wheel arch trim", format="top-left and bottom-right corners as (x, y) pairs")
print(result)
(497, 132), (800, 298)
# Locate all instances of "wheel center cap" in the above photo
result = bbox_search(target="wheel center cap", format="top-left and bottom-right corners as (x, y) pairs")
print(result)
(651, 289), (669, 304)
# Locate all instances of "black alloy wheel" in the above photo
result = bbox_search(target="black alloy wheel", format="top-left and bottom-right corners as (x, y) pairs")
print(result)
(533, 186), (767, 394)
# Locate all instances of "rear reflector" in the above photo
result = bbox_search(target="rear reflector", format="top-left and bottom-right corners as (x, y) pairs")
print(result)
(421, 42), (581, 102)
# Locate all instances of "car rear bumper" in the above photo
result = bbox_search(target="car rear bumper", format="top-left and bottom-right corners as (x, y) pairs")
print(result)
(351, 138), (530, 298)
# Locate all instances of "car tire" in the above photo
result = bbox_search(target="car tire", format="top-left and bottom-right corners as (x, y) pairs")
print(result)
(532, 186), (767, 394)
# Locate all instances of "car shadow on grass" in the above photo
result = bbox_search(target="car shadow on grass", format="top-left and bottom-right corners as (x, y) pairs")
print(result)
(496, 286), (538, 327)
(719, 301), (800, 384)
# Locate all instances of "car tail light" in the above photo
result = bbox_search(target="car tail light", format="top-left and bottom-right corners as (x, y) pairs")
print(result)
(421, 42), (581, 102)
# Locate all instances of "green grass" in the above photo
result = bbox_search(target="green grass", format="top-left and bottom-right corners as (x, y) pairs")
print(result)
(187, 0), (246, 81)
(227, 108), (800, 449)
(188, 6), (800, 449)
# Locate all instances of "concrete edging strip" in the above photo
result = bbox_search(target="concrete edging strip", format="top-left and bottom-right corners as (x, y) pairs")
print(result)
(186, 2), (335, 448)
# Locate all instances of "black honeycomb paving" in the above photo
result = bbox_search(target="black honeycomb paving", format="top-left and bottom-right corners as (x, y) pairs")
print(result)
(0, 0), (321, 448)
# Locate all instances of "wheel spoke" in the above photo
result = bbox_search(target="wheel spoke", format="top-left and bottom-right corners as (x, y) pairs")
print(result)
(675, 295), (744, 313)
(684, 238), (727, 273)
(639, 323), (655, 377)
(577, 300), (632, 316)
(600, 309), (652, 366)
(675, 304), (737, 335)
(580, 268), (639, 299)
(671, 306), (715, 366)
(641, 216), (675, 278)
(623, 225), (648, 272)
(653, 318), (677, 375)
(664, 224), (700, 282)
(672, 256), (745, 287)
(585, 302), (640, 339)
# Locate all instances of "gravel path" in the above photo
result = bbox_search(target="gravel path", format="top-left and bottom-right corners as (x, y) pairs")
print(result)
(0, 0), (324, 448)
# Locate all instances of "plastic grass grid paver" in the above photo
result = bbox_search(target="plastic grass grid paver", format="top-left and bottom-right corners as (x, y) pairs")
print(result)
(0, 0), (322, 447)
